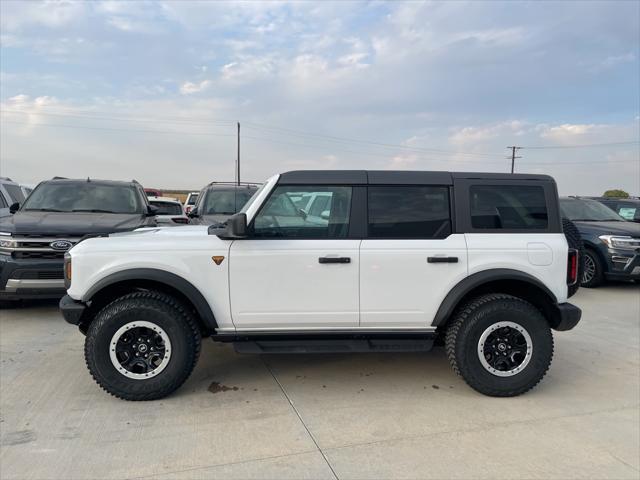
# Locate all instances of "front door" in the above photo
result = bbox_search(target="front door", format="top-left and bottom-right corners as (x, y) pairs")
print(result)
(360, 185), (468, 328)
(229, 184), (359, 330)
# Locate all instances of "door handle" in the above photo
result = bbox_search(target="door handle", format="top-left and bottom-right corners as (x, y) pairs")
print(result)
(319, 256), (351, 264)
(427, 256), (458, 263)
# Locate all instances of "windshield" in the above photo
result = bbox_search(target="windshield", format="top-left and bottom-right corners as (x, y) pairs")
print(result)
(203, 188), (256, 215)
(22, 183), (143, 214)
(560, 198), (626, 222)
(150, 201), (182, 215)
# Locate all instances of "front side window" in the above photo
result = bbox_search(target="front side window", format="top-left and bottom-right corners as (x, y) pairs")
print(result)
(22, 183), (143, 214)
(253, 185), (352, 238)
(4, 184), (25, 203)
(368, 186), (451, 239)
(471, 185), (548, 230)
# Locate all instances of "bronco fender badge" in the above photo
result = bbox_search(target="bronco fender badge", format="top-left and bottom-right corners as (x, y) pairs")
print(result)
(211, 256), (225, 265)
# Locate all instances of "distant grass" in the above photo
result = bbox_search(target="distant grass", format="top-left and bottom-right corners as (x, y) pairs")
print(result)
(155, 190), (192, 203)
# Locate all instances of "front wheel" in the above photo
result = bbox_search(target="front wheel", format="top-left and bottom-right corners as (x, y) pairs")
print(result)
(85, 291), (201, 401)
(581, 249), (604, 288)
(445, 294), (554, 397)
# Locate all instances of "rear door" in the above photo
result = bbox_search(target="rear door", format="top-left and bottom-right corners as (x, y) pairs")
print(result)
(360, 184), (468, 328)
(229, 184), (361, 329)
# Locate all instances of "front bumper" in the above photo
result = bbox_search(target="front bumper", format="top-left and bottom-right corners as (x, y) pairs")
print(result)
(604, 247), (640, 281)
(553, 302), (582, 331)
(59, 294), (86, 325)
(0, 255), (66, 300)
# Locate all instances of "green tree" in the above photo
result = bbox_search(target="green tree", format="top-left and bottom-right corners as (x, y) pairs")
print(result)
(602, 189), (629, 198)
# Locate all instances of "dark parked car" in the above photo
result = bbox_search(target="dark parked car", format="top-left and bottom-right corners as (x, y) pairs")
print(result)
(560, 197), (640, 287)
(188, 183), (258, 226)
(588, 197), (640, 223)
(0, 178), (157, 302)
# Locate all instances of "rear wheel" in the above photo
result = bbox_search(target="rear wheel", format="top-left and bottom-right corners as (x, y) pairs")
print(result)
(581, 249), (604, 288)
(445, 294), (553, 397)
(85, 291), (201, 400)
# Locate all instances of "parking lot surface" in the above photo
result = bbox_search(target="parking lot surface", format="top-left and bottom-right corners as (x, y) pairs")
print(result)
(1, 284), (639, 480)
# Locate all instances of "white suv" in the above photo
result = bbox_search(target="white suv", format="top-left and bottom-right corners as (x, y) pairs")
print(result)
(60, 170), (581, 400)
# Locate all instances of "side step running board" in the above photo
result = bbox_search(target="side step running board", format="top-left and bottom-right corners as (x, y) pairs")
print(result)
(233, 338), (435, 354)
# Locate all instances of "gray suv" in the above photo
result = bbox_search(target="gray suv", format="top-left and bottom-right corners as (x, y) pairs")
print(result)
(188, 182), (258, 226)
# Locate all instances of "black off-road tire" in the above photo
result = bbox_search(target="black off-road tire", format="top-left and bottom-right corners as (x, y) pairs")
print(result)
(85, 291), (201, 401)
(562, 217), (584, 298)
(581, 248), (605, 288)
(445, 294), (554, 397)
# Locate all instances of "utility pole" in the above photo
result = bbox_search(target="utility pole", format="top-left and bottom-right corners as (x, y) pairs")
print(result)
(236, 122), (240, 185)
(507, 146), (522, 173)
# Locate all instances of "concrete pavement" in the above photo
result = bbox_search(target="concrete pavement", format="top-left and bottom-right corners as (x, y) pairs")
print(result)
(1, 284), (638, 479)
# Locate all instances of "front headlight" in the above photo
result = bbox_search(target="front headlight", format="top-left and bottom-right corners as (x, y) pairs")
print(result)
(599, 235), (640, 250)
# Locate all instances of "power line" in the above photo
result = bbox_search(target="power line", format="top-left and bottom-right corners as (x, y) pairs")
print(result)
(244, 122), (504, 158)
(0, 109), (234, 127)
(522, 141), (640, 149)
(2, 105), (235, 126)
(1, 120), (235, 137)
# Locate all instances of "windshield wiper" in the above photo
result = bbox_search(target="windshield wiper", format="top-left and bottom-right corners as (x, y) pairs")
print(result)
(71, 209), (118, 213)
(24, 208), (64, 212)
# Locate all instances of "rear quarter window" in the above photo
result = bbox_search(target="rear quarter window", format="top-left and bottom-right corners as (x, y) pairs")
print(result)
(470, 185), (548, 230)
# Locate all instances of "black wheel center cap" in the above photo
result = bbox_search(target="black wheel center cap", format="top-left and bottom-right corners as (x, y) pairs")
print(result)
(497, 343), (507, 352)
(138, 344), (148, 353)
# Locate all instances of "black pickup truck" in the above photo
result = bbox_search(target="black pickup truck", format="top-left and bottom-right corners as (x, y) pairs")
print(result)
(0, 178), (156, 303)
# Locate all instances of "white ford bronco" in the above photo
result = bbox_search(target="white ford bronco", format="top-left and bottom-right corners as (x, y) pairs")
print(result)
(60, 170), (582, 400)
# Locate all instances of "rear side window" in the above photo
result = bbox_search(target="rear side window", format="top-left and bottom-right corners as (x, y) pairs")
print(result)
(0, 191), (7, 208)
(470, 185), (548, 230)
(368, 186), (451, 239)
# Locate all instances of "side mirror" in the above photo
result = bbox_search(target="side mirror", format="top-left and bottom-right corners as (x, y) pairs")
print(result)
(9, 202), (19, 214)
(223, 213), (248, 238)
(146, 205), (159, 216)
(320, 210), (330, 220)
(188, 207), (199, 218)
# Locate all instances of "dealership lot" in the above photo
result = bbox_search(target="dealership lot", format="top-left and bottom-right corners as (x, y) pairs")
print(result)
(1, 284), (638, 480)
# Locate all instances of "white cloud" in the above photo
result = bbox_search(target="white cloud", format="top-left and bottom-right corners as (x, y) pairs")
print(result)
(179, 80), (211, 95)
(449, 121), (527, 145)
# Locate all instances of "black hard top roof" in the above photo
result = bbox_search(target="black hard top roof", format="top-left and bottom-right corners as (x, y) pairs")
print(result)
(278, 170), (554, 185)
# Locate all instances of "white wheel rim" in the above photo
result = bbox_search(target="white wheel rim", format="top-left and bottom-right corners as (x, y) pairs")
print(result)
(477, 321), (533, 377)
(109, 321), (172, 380)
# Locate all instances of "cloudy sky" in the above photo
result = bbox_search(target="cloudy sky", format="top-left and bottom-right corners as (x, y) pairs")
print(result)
(1, 0), (638, 195)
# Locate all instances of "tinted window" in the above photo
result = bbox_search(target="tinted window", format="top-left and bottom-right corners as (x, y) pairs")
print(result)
(4, 184), (25, 203)
(202, 188), (256, 215)
(150, 201), (183, 215)
(187, 194), (199, 205)
(471, 185), (548, 229)
(0, 192), (7, 208)
(22, 183), (143, 214)
(368, 186), (451, 239)
(253, 186), (352, 238)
